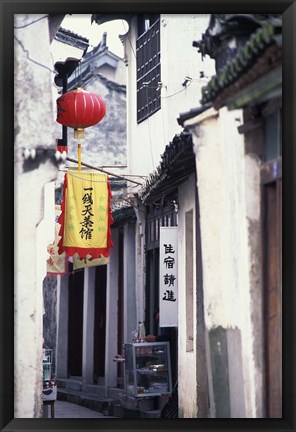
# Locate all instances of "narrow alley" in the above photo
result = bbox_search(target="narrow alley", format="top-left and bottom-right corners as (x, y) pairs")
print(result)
(6, 7), (293, 429)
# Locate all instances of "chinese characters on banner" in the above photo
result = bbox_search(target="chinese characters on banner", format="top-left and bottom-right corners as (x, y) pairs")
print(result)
(73, 253), (109, 270)
(58, 169), (113, 259)
(159, 227), (178, 327)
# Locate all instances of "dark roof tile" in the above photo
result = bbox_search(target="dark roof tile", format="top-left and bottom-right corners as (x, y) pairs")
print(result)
(139, 131), (195, 204)
(200, 19), (282, 106)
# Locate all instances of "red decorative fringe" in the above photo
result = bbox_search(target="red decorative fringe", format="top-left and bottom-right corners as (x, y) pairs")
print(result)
(57, 173), (114, 259)
(56, 145), (68, 154)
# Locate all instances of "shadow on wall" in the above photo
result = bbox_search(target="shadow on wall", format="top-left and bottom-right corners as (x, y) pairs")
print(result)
(208, 326), (246, 418)
(43, 277), (58, 374)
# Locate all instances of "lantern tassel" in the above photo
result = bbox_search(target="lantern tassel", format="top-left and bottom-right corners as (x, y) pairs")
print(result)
(78, 144), (82, 171)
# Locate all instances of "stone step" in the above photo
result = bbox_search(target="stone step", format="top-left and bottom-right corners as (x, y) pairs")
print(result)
(57, 378), (82, 391)
(85, 383), (124, 400)
(57, 379), (124, 401)
(57, 383), (161, 418)
(112, 402), (161, 418)
(141, 409), (161, 418)
(57, 388), (114, 416)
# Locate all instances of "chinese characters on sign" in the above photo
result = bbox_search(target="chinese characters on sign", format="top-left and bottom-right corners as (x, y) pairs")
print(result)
(159, 227), (178, 327)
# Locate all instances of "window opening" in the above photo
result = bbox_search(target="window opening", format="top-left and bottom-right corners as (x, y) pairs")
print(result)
(136, 17), (161, 123)
(264, 108), (282, 162)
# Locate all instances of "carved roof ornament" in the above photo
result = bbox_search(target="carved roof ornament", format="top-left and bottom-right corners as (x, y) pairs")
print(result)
(193, 14), (280, 74)
(54, 27), (89, 52)
(192, 14), (282, 108)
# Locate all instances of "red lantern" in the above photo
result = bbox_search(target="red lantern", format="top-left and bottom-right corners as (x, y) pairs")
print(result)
(56, 87), (106, 139)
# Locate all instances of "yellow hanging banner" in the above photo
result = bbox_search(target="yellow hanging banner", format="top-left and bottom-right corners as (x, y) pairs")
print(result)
(63, 170), (108, 249)
(73, 253), (109, 270)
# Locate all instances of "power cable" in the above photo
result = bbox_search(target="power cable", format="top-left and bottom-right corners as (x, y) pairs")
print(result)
(66, 156), (142, 185)
(14, 35), (56, 74)
(14, 15), (49, 29)
(121, 20), (137, 60)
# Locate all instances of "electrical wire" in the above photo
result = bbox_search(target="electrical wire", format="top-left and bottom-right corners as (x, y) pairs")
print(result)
(121, 20), (137, 60)
(145, 85), (155, 168)
(14, 35), (57, 74)
(66, 156), (142, 185)
(14, 15), (49, 29)
(121, 19), (204, 103)
(161, 94), (167, 147)
(161, 80), (193, 99)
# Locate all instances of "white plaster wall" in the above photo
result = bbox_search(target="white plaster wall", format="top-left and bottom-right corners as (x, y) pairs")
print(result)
(134, 204), (146, 324)
(15, 173), (57, 417)
(186, 107), (261, 417)
(186, 108), (242, 327)
(160, 14), (214, 145)
(14, 14), (59, 417)
(243, 154), (264, 417)
(123, 223), (137, 343)
(177, 174), (197, 417)
(125, 14), (215, 189)
(105, 228), (120, 390)
(51, 38), (84, 64)
(114, 59), (128, 86)
(82, 268), (95, 390)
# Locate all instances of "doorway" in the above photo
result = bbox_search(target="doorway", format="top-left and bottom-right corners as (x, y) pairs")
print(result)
(68, 264), (84, 376)
(263, 177), (282, 417)
(93, 265), (107, 383)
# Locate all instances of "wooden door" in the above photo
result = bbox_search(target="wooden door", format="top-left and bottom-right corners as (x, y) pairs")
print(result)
(117, 229), (124, 386)
(263, 177), (282, 417)
(93, 265), (107, 382)
(68, 265), (84, 376)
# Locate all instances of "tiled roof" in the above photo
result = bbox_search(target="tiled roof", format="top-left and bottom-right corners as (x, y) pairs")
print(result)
(112, 205), (136, 226)
(139, 131), (195, 204)
(200, 18), (282, 107)
(54, 27), (89, 52)
(83, 32), (122, 63)
(68, 65), (126, 94)
(177, 103), (211, 127)
(83, 32), (108, 60)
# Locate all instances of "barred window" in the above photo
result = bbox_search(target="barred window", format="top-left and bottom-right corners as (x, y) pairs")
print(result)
(264, 108), (282, 162)
(146, 202), (178, 250)
(136, 17), (161, 123)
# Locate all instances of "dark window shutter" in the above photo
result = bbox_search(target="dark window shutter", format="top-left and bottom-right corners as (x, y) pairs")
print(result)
(136, 18), (161, 123)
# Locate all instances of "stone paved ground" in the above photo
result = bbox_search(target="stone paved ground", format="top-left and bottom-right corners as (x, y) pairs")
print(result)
(52, 400), (118, 418)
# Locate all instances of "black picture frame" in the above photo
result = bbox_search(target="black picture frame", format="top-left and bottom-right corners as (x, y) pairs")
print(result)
(1, 1), (295, 431)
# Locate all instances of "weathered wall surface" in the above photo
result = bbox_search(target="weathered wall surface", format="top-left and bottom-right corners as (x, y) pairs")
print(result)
(184, 106), (264, 418)
(43, 276), (57, 373)
(177, 174), (197, 417)
(66, 75), (127, 169)
(14, 14), (59, 417)
(125, 14), (215, 183)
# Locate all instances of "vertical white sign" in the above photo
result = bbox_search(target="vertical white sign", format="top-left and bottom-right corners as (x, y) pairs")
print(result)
(159, 227), (178, 327)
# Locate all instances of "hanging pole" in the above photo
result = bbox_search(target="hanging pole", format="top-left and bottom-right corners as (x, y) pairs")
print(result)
(78, 144), (82, 171)
(66, 156), (143, 185)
